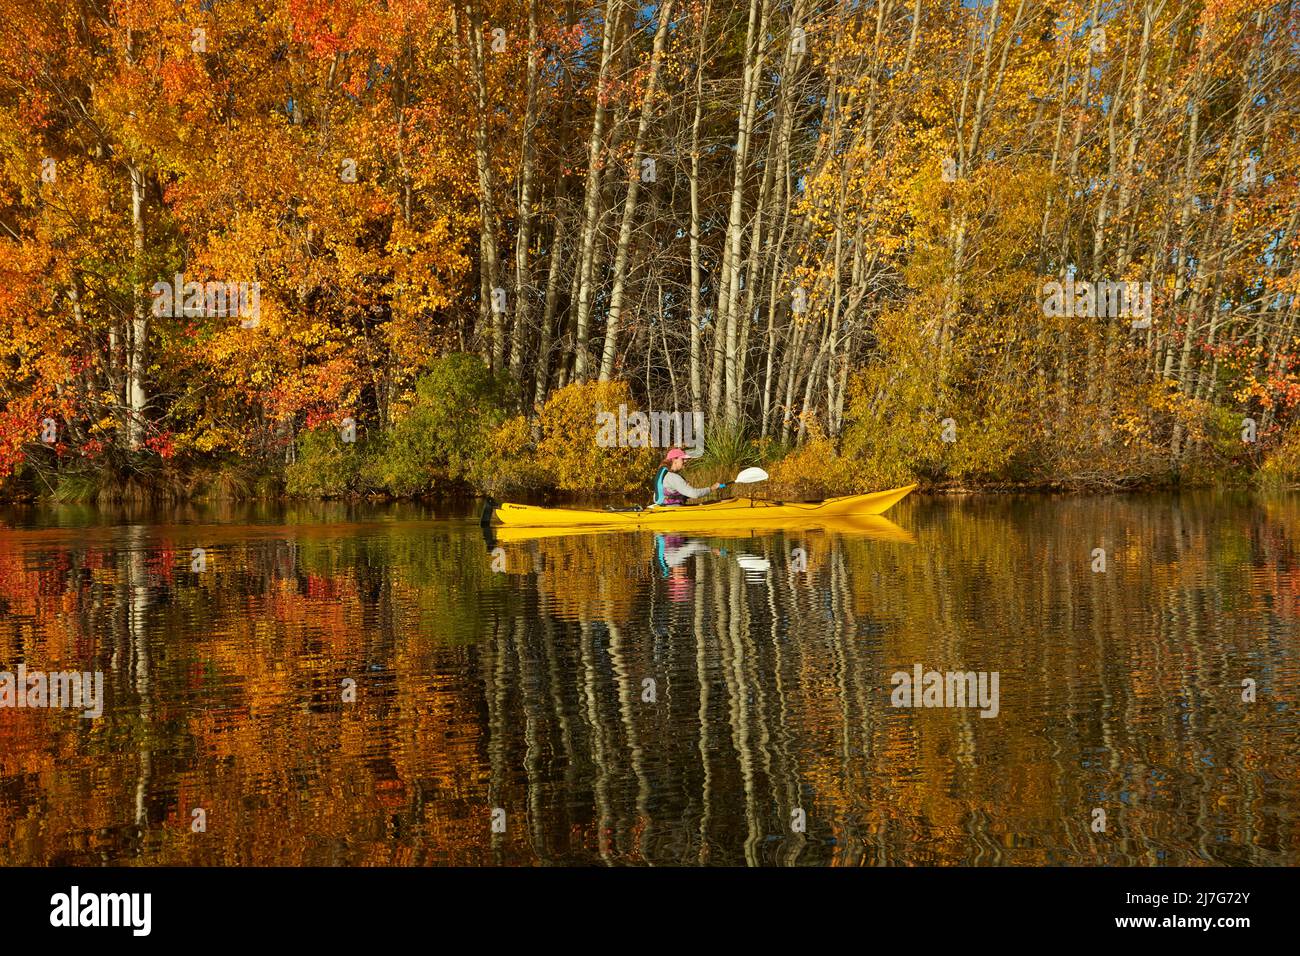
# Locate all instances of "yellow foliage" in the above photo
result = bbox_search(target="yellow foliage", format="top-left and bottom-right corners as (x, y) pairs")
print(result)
(535, 381), (658, 494)
(1260, 426), (1300, 487)
(767, 424), (859, 499)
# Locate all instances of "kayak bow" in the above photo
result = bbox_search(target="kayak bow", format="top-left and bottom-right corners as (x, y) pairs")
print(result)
(492, 483), (917, 530)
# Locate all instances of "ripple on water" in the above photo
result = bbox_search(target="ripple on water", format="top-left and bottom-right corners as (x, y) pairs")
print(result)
(0, 494), (1297, 865)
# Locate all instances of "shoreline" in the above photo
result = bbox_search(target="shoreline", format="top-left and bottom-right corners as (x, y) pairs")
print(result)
(2, 476), (1288, 510)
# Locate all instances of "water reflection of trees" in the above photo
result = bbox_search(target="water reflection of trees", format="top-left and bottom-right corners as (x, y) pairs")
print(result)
(0, 496), (1296, 865)
(474, 500), (1300, 866)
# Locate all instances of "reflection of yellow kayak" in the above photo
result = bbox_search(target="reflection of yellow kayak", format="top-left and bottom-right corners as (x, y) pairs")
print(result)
(492, 484), (916, 530)
(491, 513), (916, 544)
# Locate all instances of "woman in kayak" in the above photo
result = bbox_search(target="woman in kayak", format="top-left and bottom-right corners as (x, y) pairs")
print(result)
(654, 447), (722, 506)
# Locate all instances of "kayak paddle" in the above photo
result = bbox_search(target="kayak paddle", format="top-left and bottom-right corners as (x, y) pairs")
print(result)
(717, 466), (769, 490)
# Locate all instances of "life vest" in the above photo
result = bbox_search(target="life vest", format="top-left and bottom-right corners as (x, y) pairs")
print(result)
(654, 466), (686, 506)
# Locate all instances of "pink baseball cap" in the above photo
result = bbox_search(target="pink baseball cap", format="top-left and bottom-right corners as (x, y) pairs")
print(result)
(664, 448), (688, 463)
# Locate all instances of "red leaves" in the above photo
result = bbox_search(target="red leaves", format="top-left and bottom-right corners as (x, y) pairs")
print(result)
(143, 431), (178, 460)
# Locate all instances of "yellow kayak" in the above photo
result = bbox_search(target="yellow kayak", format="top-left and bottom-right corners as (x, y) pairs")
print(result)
(490, 512), (916, 544)
(492, 483), (916, 530)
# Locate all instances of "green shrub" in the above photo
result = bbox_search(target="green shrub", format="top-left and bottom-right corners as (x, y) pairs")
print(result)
(286, 426), (364, 497)
(51, 471), (101, 504)
(697, 421), (754, 478)
(361, 353), (511, 495)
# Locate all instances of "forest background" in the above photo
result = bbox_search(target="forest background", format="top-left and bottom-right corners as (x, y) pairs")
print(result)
(2, 0), (1298, 503)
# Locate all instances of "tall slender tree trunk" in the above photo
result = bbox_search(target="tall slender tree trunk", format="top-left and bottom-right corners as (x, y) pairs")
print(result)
(534, 212), (567, 409)
(598, 0), (674, 381)
(687, 0), (712, 411)
(715, 0), (773, 425)
(467, 4), (504, 369)
(510, 0), (542, 386)
(573, 0), (621, 381)
(127, 160), (147, 450)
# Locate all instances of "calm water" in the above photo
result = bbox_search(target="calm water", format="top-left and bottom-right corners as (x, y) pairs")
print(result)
(1, 492), (1297, 866)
